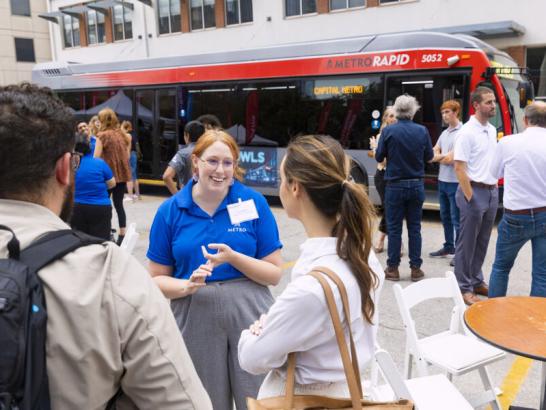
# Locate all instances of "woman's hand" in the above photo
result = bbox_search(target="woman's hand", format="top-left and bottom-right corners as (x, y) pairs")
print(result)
(179, 264), (212, 296)
(202, 244), (236, 267)
(369, 136), (378, 150)
(249, 314), (267, 336)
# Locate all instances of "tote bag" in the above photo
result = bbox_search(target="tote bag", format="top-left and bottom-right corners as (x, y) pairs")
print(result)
(247, 267), (413, 410)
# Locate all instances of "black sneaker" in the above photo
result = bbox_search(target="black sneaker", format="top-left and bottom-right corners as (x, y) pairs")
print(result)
(429, 248), (455, 258)
(450, 258), (455, 267)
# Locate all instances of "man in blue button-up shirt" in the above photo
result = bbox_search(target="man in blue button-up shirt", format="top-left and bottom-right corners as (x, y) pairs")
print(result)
(376, 94), (434, 281)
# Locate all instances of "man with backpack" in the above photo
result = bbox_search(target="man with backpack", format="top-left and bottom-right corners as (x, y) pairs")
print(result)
(0, 83), (212, 409)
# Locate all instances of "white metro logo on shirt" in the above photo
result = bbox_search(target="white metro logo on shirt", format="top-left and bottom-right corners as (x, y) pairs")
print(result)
(228, 223), (247, 233)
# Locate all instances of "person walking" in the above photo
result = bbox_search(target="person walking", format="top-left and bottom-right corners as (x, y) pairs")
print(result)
(430, 100), (462, 261)
(71, 132), (116, 239)
(488, 101), (546, 297)
(121, 120), (141, 201)
(375, 94), (433, 282)
(238, 134), (384, 398)
(0, 82), (211, 409)
(147, 129), (283, 410)
(369, 107), (396, 253)
(453, 86), (499, 305)
(94, 108), (132, 244)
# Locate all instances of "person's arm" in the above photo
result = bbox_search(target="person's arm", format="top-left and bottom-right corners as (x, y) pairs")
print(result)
(490, 141), (505, 179)
(94, 137), (103, 158)
(440, 150), (454, 165)
(203, 246), (282, 286)
(162, 166), (179, 195)
(148, 260), (208, 299)
(112, 251), (212, 409)
(375, 132), (387, 162)
(106, 177), (116, 190)
(455, 160), (472, 201)
(238, 278), (326, 375)
(431, 143), (445, 162)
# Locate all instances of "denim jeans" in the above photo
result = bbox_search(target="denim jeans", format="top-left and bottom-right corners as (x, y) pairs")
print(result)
(489, 211), (546, 297)
(438, 181), (460, 252)
(385, 180), (425, 268)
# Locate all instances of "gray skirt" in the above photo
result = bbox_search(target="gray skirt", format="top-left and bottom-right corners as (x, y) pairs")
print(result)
(171, 277), (274, 410)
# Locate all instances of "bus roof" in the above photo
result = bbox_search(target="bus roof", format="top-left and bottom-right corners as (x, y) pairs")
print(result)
(34, 31), (508, 79)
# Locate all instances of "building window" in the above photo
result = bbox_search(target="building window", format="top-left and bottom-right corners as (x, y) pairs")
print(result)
(112, 3), (133, 41)
(87, 10), (106, 44)
(225, 0), (253, 25)
(14, 38), (35, 62)
(285, 0), (316, 17)
(330, 0), (365, 10)
(158, 0), (181, 34)
(62, 14), (80, 48)
(379, 0), (401, 3)
(10, 0), (31, 16)
(190, 0), (215, 31)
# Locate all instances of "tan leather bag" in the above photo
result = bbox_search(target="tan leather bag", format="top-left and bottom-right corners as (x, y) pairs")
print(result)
(247, 267), (413, 410)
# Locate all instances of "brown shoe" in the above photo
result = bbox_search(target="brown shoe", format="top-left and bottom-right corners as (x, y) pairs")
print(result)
(385, 266), (400, 281)
(410, 267), (425, 282)
(473, 282), (489, 297)
(462, 292), (481, 306)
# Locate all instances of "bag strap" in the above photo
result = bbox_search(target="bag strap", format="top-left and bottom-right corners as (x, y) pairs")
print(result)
(283, 269), (363, 409)
(19, 229), (105, 272)
(313, 266), (363, 397)
(0, 224), (20, 260)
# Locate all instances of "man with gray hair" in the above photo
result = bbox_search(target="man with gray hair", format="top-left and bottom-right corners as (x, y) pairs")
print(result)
(376, 94), (434, 281)
(453, 86), (499, 305)
(488, 100), (546, 297)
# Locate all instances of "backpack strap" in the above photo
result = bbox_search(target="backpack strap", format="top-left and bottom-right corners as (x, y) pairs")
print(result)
(19, 229), (105, 272)
(0, 224), (21, 260)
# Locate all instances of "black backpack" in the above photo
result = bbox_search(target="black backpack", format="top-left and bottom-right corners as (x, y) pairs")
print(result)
(0, 225), (104, 410)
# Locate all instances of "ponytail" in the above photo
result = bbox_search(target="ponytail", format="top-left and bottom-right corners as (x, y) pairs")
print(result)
(284, 135), (379, 324)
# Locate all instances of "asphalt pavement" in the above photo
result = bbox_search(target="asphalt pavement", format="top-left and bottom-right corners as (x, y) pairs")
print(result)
(123, 190), (541, 409)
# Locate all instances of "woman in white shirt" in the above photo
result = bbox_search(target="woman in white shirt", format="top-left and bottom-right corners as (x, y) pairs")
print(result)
(238, 134), (384, 398)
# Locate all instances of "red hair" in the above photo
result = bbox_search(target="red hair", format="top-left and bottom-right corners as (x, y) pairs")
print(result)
(192, 129), (244, 180)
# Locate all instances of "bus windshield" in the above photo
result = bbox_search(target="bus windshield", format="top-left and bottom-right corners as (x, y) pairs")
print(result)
(500, 77), (526, 133)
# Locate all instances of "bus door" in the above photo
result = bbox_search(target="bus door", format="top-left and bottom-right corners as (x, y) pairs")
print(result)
(135, 88), (179, 179)
(384, 72), (469, 207)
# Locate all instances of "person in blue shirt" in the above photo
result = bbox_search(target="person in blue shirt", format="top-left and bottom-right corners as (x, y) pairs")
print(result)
(147, 129), (283, 410)
(375, 94), (434, 282)
(71, 132), (116, 239)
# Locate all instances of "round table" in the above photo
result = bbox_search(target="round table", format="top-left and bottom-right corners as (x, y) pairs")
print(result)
(464, 297), (546, 410)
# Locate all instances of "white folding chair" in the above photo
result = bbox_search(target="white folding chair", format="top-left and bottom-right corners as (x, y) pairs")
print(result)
(393, 271), (505, 409)
(120, 222), (139, 254)
(372, 349), (474, 410)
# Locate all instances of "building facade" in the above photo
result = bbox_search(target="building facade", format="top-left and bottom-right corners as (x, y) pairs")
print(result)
(40, 0), (545, 93)
(0, 0), (52, 85)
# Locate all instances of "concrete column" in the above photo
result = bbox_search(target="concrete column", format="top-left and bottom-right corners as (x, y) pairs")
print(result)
(367, 0), (379, 7)
(504, 45), (526, 67)
(215, 0), (225, 27)
(317, 0), (329, 14)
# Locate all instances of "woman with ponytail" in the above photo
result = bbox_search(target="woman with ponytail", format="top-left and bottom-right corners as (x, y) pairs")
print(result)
(238, 134), (384, 398)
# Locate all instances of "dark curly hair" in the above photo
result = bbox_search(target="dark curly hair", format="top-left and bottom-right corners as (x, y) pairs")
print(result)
(0, 82), (75, 199)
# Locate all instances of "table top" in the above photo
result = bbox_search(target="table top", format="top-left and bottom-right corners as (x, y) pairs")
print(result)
(464, 296), (546, 361)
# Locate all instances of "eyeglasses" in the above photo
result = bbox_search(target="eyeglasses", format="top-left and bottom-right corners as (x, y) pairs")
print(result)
(199, 157), (234, 170)
(70, 151), (83, 171)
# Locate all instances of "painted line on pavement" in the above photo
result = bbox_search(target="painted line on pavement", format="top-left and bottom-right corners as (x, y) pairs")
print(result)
(281, 260), (295, 270)
(488, 356), (533, 410)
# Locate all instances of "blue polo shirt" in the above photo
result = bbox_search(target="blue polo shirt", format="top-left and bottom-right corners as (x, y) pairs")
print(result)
(375, 120), (434, 181)
(74, 154), (113, 206)
(147, 180), (282, 281)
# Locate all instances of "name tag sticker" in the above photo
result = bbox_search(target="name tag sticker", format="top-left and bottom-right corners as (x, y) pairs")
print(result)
(227, 199), (259, 225)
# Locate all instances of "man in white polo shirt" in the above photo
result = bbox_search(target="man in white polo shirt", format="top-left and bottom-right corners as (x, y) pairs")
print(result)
(453, 86), (499, 305)
(488, 101), (546, 297)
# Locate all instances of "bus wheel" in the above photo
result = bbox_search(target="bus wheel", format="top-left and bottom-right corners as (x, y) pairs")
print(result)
(349, 160), (369, 194)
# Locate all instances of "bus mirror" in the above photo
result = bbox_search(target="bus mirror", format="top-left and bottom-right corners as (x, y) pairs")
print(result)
(518, 81), (534, 108)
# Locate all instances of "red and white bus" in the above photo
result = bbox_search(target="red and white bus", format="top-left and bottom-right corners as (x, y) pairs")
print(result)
(33, 31), (533, 208)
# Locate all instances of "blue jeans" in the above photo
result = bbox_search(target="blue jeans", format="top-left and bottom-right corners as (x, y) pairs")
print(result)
(489, 211), (546, 298)
(385, 180), (425, 268)
(438, 181), (460, 251)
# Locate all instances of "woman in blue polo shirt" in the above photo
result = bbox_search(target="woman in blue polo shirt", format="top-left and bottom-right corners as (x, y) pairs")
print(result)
(71, 132), (116, 239)
(147, 129), (283, 410)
